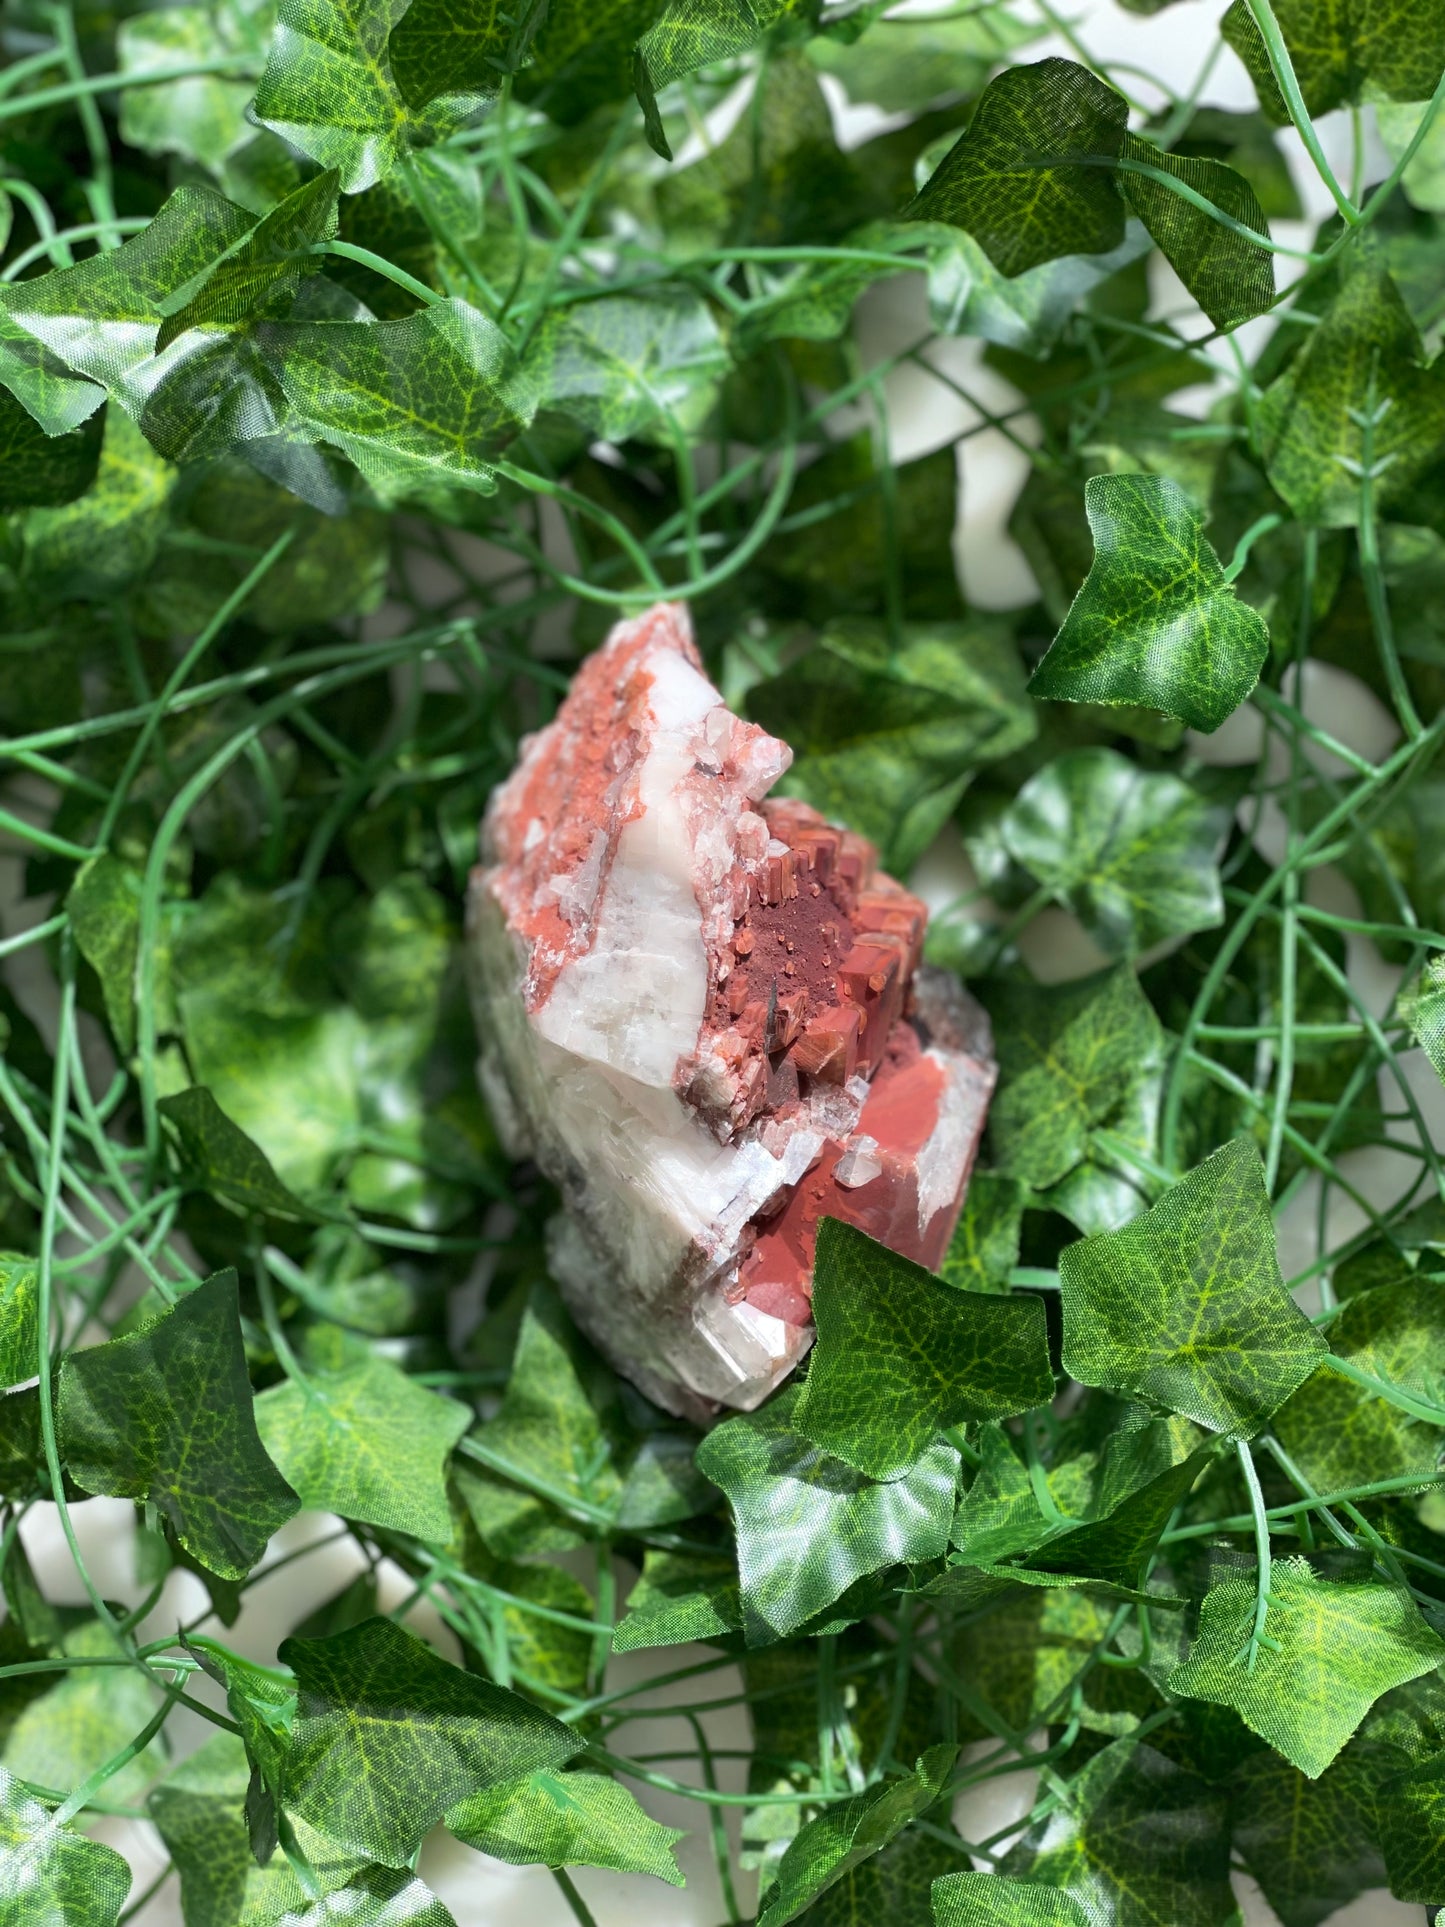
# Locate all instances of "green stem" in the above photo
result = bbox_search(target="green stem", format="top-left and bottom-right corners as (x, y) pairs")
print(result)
(1235, 1441), (1275, 1673)
(1242, 0), (1358, 223)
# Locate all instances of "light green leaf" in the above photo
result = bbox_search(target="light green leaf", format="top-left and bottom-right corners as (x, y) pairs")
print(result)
(1116, 132), (1274, 329)
(159, 1086), (325, 1223)
(156, 170), (340, 351)
(986, 966), (1163, 1191)
(694, 1384), (959, 1642)
(938, 1173), (1025, 1294)
(20, 411), (174, 597)
(755, 1744), (958, 1927)
(810, 5), (1040, 113)
(57, 1269), (300, 1579)
(1258, 261), (1445, 528)
(1403, 952), (1445, 1081)
(611, 1550), (743, 1652)
(0, 1762), (131, 1926)
(905, 59), (1128, 276)
(1229, 1742), (1391, 1927)
(0, 313), (104, 438)
(1029, 473), (1270, 731)
(0, 1260), (36, 1394)
(795, 1219), (1053, 1479)
(1000, 747), (1227, 954)
(1376, 94), (1445, 212)
(521, 290), (729, 444)
(747, 619), (1036, 874)
(446, 1767), (685, 1883)
(923, 222), (1150, 354)
(278, 1616), (580, 1863)
(118, 0), (275, 173)
(932, 1871), (1091, 1926)
(66, 856), (142, 1058)
(260, 299), (525, 499)
(3, 1621), (164, 1806)
(0, 388), (102, 512)
(1058, 1139), (1326, 1434)
(1169, 1558), (1445, 1776)
(255, 1325), (469, 1539)
(267, 1867), (460, 1925)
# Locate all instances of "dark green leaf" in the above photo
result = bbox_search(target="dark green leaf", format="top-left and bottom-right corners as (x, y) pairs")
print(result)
(694, 1385), (959, 1642)
(1379, 1746), (1445, 1902)
(19, 412), (174, 598)
(156, 170), (341, 352)
(999, 748), (1227, 954)
(1169, 1558), (1445, 1776)
(520, 290), (728, 444)
(0, 1762), (131, 1926)
(57, 1269), (300, 1579)
(1222, 0), (1445, 120)
(254, 1324), (470, 1539)
(389, 0), (545, 111)
(159, 1086), (325, 1222)
(445, 1766), (685, 1882)
(638, 0), (800, 102)
(1058, 1139), (1326, 1434)
(755, 1744), (957, 1927)
(0, 389), (102, 512)
(1228, 1741), (1390, 1927)
(1116, 133), (1274, 329)
(1029, 473), (1270, 731)
(794, 1219), (1053, 1479)
(905, 59), (1128, 277)
(611, 1550), (744, 1653)
(66, 856), (141, 1059)
(938, 1173), (1025, 1294)
(279, 1615), (580, 1863)
(932, 1872), (1091, 1925)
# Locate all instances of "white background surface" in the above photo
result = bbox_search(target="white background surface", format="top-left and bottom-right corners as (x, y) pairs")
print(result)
(0, 1), (1432, 1920)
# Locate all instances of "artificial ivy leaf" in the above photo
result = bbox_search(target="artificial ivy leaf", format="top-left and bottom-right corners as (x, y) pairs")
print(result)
(637, 0), (800, 136)
(57, 1269), (300, 1579)
(184, 1636), (299, 1858)
(388, 0), (545, 110)
(755, 1744), (957, 1927)
(1222, 0), (1445, 120)
(520, 290), (729, 444)
(156, 170), (340, 351)
(1259, 261), (1445, 528)
(986, 967), (1163, 1191)
(1058, 1139), (1326, 1434)
(1378, 1746), (1445, 1902)
(0, 1259), (36, 1393)
(998, 1736), (1235, 1927)
(795, 1219), (1053, 1479)
(795, 1821), (971, 1927)
(747, 619), (1036, 874)
(1000, 747), (1227, 954)
(1169, 1558), (1445, 1776)
(923, 222), (1150, 355)
(1020, 1442), (1215, 1592)
(1028, 473), (1270, 731)
(611, 1550), (743, 1652)
(1229, 1742), (1389, 1927)
(905, 59), (1128, 276)
(1403, 952), (1445, 1083)
(810, 4), (1039, 113)
(260, 299), (525, 499)
(445, 1766), (685, 1883)
(272, 1867), (461, 1925)
(0, 314), (104, 439)
(0, 1762), (131, 1926)
(66, 856), (141, 1058)
(1116, 132), (1274, 329)
(694, 1385), (959, 1642)
(938, 1172), (1025, 1293)
(20, 411), (175, 598)
(159, 1086), (325, 1223)
(279, 1616), (579, 1863)
(118, 0), (275, 173)
(255, 1324), (470, 1540)
(3, 1620), (164, 1806)
(253, 0), (471, 192)
(932, 1871), (1091, 1925)
(0, 389), (102, 512)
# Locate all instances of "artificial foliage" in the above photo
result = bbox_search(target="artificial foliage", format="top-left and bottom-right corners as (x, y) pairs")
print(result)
(1, 0), (1445, 1924)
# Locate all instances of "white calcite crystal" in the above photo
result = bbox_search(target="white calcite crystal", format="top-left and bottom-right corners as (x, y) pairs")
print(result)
(467, 602), (996, 1420)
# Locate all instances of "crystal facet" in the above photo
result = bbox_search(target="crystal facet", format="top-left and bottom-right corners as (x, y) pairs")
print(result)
(468, 603), (995, 1420)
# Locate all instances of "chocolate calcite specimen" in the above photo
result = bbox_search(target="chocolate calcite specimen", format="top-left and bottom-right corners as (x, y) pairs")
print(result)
(468, 602), (995, 1420)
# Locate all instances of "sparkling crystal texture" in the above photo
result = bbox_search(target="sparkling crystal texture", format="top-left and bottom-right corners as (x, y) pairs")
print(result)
(467, 603), (996, 1419)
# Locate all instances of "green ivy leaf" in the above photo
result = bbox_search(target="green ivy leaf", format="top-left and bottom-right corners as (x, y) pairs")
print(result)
(158, 1086), (325, 1222)
(810, 5), (1040, 114)
(1258, 261), (1445, 528)
(1000, 747), (1227, 954)
(446, 1766), (685, 1882)
(278, 1615), (580, 1863)
(794, 1220), (1054, 1479)
(1116, 133), (1274, 329)
(118, 0), (276, 173)
(388, 0), (545, 111)
(270, 1867), (461, 1925)
(520, 290), (729, 444)
(0, 314), (104, 439)
(932, 1872), (1091, 1926)
(1403, 952), (1445, 1081)
(747, 619), (1036, 874)
(1378, 1746), (1445, 1903)
(938, 1173), (1025, 1294)
(1058, 1139), (1326, 1434)
(19, 412), (175, 598)
(0, 1763), (132, 1926)
(66, 856), (141, 1058)
(611, 1550), (743, 1653)
(156, 170), (340, 352)
(922, 222), (1149, 355)
(1028, 473), (1270, 731)
(694, 1385), (959, 1642)
(3, 1621), (164, 1806)
(259, 300), (525, 499)
(986, 966), (1163, 1191)
(255, 1324), (470, 1539)
(0, 1259), (36, 1394)
(998, 1736), (1235, 1927)
(0, 390), (103, 513)
(798, 1822), (972, 1927)
(1228, 1742), (1390, 1927)
(905, 59), (1129, 277)
(755, 1744), (957, 1927)
(57, 1269), (300, 1579)
(183, 1637), (298, 1860)
(1169, 1558), (1445, 1776)
(1222, 0), (1445, 120)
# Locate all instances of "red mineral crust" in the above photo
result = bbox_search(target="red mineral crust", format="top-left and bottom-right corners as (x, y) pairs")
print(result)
(468, 601), (996, 1417)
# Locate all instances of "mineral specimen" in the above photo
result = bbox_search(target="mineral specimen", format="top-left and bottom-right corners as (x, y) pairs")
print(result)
(468, 603), (995, 1421)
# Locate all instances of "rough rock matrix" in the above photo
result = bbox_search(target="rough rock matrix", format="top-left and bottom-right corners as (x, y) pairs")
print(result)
(468, 602), (995, 1420)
